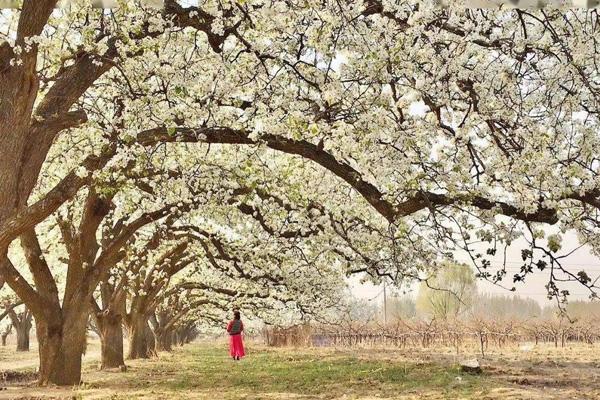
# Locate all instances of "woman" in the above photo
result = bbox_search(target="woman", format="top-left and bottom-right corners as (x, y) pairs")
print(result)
(226, 310), (245, 360)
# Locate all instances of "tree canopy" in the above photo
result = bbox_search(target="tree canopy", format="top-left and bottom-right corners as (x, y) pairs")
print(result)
(0, 0), (599, 386)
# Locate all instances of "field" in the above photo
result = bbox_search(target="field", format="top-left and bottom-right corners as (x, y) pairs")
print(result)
(1, 340), (600, 399)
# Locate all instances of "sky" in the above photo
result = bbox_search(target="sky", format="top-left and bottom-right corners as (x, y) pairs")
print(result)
(350, 228), (600, 307)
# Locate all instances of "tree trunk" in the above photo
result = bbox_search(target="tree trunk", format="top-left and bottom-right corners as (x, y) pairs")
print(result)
(36, 318), (64, 385)
(154, 329), (174, 352)
(36, 307), (88, 385)
(1, 326), (11, 346)
(7, 306), (33, 352)
(97, 312), (125, 369)
(177, 326), (196, 344)
(144, 322), (156, 355)
(166, 330), (174, 350)
(14, 321), (31, 352)
(127, 315), (155, 359)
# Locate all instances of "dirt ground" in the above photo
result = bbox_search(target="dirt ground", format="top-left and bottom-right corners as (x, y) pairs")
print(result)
(0, 340), (599, 399)
(355, 343), (600, 399)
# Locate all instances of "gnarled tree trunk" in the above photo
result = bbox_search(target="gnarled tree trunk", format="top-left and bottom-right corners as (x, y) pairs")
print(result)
(9, 306), (33, 352)
(15, 322), (31, 352)
(96, 310), (125, 369)
(126, 314), (155, 359)
(36, 305), (89, 385)
(154, 328), (174, 352)
(176, 325), (196, 345)
(150, 313), (174, 353)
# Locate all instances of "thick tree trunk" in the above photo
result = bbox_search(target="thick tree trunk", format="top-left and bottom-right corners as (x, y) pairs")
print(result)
(127, 315), (155, 359)
(176, 327), (195, 345)
(0, 0), (72, 240)
(154, 329), (174, 352)
(178, 329), (187, 345)
(182, 327), (197, 344)
(14, 322), (31, 352)
(36, 307), (88, 385)
(145, 322), (156, 354)
(165, 330), (174, 350)
(36, 318), (64, 385)
(7, 307), (33, 352)
(97, 312), (125, 370)
(0, 134), (27, 236)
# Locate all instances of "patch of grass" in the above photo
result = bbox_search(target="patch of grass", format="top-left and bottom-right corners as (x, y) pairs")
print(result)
(80, 343), (490, 399)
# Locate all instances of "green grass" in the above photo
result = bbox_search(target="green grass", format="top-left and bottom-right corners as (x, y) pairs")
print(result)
(77, 342), (490, 399)
(6, 340), (598, 399)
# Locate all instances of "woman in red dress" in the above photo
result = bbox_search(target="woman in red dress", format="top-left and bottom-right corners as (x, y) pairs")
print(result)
(226, 310), (245, 360)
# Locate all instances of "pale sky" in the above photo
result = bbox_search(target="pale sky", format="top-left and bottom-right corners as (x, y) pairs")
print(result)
(350, 229), (600, 307)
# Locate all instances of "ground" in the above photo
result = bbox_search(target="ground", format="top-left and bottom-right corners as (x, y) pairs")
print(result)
(1, 340), (600, 399)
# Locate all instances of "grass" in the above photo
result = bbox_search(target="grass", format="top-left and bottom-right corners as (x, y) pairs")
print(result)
(4, 340), (600, 399)
(73, 341), (489, 399)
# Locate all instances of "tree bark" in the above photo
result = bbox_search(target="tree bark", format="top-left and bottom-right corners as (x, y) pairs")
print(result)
(145, 322), (156, 355)
(176, 326), (197, 345)
(154, 328), (174, 352)
(8, 307), (33, 352)
(0, 0), (59, 242)
(36, 318), (63, 385)
(36, 306), (88, 385)
(126, 315), (155, 359)
(1, 325), (11, 346)
(97, 311), (125, 369)
(14, 321), (31, 352)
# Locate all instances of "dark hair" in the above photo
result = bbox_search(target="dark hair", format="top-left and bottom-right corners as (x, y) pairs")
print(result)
(233, 310), (241, 320)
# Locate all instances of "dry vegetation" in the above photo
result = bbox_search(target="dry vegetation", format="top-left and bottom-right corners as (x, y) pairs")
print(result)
(0, 339), (599, 399)
(266, 317), (600, 354)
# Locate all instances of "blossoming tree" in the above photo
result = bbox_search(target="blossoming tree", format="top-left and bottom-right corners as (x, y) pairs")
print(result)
(1, 0), (599, 386)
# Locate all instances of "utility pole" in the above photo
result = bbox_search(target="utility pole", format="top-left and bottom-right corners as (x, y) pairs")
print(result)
(383, 280), (387, 325)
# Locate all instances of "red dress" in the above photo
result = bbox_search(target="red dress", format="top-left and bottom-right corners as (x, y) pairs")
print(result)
(226, 319), (245, 358)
